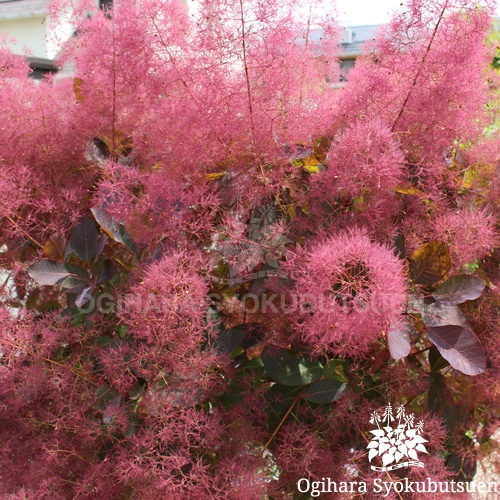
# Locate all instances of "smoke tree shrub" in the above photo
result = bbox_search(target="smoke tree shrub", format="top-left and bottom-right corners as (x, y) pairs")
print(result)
(1, 0), (500, 497)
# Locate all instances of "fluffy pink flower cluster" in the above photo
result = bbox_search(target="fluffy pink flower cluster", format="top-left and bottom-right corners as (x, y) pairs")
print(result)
(310, 119), (405, 235)
(286, 231), (406, 357)
(121, 251), (209, 353)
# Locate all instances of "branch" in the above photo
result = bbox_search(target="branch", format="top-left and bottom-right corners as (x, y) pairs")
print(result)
(239, 0), (256, 138)
(261, 389), (303, 456)
(111, 4), (117, 158)
(391, 0), (449, 132)
(3, 214), (44, 249)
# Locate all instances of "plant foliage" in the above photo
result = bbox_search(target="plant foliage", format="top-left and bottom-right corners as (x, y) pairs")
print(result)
(1, 0), (500, 497)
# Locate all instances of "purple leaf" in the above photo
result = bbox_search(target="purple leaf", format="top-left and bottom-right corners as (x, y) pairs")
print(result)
(95, 234), (109, 262)
(70, 215), (98, 262)
(433, 275), (485, 306)
(426, 325), (486, 376)
(387, 324), (413, 360)
(416, 300), (470, 328)
(27, 259), (72, 286)
(97, 259), (115, 284)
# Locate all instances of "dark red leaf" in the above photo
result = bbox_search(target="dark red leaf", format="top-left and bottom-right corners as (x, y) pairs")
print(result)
(433, 275), (486, 306)
(28, 259), (73, 286)
(426, 325), (486, 376)
(70, 215), (98, 262)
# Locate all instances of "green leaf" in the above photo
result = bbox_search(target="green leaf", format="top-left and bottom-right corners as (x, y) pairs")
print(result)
(296, 494), (314, 500)
(303, 379), (346, 404)
(262, 348), (323, 386)
(26, 288), (40, 309)
(322, 359), (347, 382)
(433, 274), (486, 306)
(36, 300), (60, 312)
(409, 241), (451, 285)
(426, 325), (486, 376)
(70, 215), (98, 262)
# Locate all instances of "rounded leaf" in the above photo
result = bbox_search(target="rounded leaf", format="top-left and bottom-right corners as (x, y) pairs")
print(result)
(368, 448), (379, 462)
(214, 327), (246, 353)
(28, 259), (72, 286)
(262, 348), (323, 386)
(409, 241), (450, 285)
(433, 275), (486, 306)
(44, 234), (67, 261)
(426, 325), (486, 376)
(387, 324), (412, 360)
(382, 453), (395, 466)
(303, 379), (346, 404)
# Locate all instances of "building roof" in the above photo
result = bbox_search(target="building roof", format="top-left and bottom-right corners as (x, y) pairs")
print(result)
(0, 0), (50, 20)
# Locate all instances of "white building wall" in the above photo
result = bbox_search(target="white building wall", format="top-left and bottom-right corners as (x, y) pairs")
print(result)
(0, 15), (48, 58)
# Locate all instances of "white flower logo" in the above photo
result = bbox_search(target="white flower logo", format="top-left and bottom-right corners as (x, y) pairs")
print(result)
(367, 403), (428, 471)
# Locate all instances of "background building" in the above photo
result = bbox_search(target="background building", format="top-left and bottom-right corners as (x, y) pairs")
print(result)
(0, 0), (381, 80)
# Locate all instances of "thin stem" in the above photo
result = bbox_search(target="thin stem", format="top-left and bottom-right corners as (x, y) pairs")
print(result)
(41, 357), (101, 387)
(150, 17), (227, 149)
(261, 390), (303, 456)
(54, 448), (95, 467)
(3, 214), (44, 249)
(239, 0), (255, 138)
(391, 0), (449, 132)
(111, 4), (117, 158)
(151, 18), (192, 95)
(299, 3), (313, 105)
(412, 345), (432, 356)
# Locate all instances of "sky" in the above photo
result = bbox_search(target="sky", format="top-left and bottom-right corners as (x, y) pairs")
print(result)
(335, 0), (404, 26)
(335, 0), (500, 26)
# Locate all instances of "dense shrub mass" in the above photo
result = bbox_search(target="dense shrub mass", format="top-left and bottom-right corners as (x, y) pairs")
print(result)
(1, 0), (500, 497)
